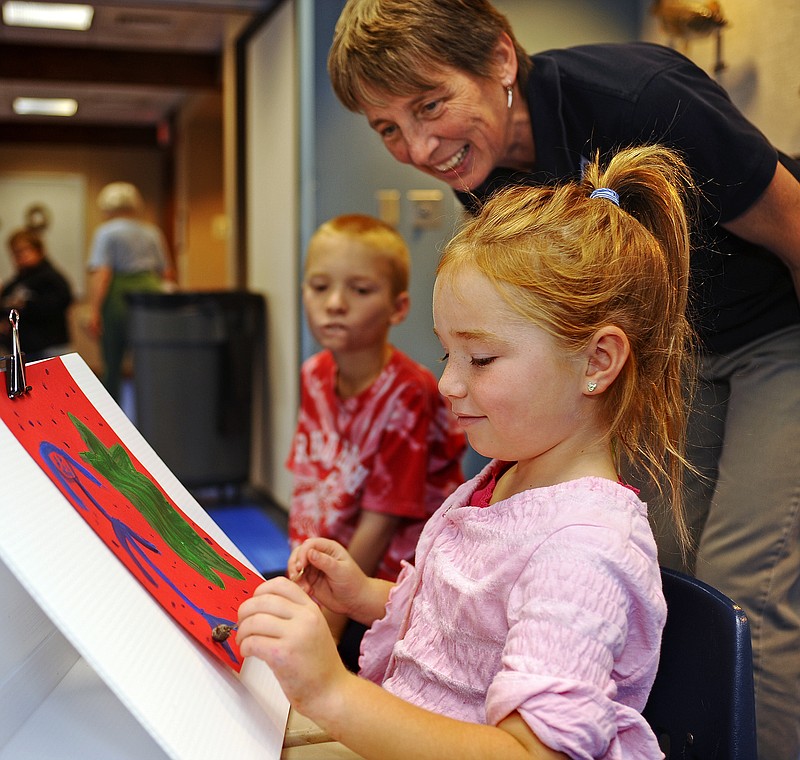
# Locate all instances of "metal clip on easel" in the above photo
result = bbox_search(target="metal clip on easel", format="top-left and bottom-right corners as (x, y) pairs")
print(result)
(4, 309), (32, 399)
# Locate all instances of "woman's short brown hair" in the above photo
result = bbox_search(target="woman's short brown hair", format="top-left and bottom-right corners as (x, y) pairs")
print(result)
(328, 0), (532, 112)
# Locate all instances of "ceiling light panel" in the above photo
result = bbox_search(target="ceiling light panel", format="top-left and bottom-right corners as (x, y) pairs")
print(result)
(13, 97), (78, 116)
(2, 2), (94, 31)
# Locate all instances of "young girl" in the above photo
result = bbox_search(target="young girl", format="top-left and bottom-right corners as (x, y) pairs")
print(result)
(237, 145), (694, 759)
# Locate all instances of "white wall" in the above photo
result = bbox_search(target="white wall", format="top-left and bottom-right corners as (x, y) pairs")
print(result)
(641, 0), (800, 156)
(246, 0), (299, 505)
(495, 0), (643, 50)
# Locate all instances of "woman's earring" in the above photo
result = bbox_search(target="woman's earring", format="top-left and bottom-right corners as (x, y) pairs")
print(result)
(587, 381), (598, 393)
(506, 85), (514, 109)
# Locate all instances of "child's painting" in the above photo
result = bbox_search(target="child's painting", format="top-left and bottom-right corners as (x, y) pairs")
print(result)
(0, 357), (262, 671)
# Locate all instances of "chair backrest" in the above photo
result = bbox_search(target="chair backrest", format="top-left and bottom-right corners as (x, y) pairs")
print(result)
(642, 567), (758, 759)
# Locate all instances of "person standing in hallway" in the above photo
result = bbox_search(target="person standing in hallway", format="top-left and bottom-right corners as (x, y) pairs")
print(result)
(86, 182), (172, 401)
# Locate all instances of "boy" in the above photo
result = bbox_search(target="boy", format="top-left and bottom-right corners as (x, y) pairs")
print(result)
(287, 214), (465, 668)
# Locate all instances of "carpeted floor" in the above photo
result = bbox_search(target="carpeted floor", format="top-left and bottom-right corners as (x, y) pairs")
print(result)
(196, 488), (291, 578)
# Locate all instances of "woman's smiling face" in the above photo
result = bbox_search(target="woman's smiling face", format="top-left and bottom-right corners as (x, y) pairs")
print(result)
(361, 66), (516, 192)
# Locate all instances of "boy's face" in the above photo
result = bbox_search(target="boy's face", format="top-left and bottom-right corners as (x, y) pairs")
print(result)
(303, 232), (408, 356)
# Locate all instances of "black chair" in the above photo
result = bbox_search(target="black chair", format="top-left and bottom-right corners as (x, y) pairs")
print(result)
(643, 567), (758, 759)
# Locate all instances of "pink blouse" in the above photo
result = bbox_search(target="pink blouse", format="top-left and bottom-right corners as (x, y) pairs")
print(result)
(359, 461), (666, 759)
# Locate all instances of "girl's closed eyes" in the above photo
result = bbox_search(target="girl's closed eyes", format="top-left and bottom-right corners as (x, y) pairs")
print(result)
(438, 353), (496, 367)
(470, 356), (496, 367)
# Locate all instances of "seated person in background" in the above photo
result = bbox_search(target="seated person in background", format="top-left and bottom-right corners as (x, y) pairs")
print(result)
(287, 213), (466, 671)
(1, 229), (73, 361)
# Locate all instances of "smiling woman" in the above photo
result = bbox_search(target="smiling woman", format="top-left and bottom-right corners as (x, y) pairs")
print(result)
(358, 62), (533, 192)
(330, 0), (534, 192)
(328, 4), (800, 756)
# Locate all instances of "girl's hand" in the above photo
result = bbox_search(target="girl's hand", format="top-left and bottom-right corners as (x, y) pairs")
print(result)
(288, 538), (370, 619)
(237, 576), (349, 715)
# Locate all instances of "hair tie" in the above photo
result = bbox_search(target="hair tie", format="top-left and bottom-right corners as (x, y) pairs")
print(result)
(589, 187), (620, 206)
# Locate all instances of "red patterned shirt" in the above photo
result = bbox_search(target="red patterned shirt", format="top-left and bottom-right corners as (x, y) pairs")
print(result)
(287, 348), (465, 580)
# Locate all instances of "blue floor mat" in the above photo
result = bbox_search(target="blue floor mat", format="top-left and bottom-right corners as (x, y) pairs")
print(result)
(206, 504), (290, 576)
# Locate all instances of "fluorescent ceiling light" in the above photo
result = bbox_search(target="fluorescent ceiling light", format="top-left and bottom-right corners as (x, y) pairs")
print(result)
(13, 97), (79, 117)
(2, 2), (94, 30)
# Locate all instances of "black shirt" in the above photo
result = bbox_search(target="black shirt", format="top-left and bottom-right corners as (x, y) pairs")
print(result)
(1, 258), (73, 355)
(456, 42), (800, 355)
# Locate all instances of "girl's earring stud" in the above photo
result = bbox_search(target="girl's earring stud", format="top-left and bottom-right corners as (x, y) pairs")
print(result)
(587, 381), (598, 393)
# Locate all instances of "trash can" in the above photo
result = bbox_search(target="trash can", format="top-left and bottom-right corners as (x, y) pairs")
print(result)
(127, 291), (265, 489)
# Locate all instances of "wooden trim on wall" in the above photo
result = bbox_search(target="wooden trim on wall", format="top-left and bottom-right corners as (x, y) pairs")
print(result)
(0, 44), (221, 89)
(0, 122), (161, 146)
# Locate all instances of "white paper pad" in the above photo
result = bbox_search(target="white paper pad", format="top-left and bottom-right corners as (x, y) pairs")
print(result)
(0, 353), (289, 758)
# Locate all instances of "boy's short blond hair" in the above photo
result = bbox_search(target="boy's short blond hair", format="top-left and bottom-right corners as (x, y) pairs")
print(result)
(308, 214), (410, 296)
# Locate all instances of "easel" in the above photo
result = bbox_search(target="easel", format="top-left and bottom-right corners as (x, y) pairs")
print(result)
(0, 312), (289, 758)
